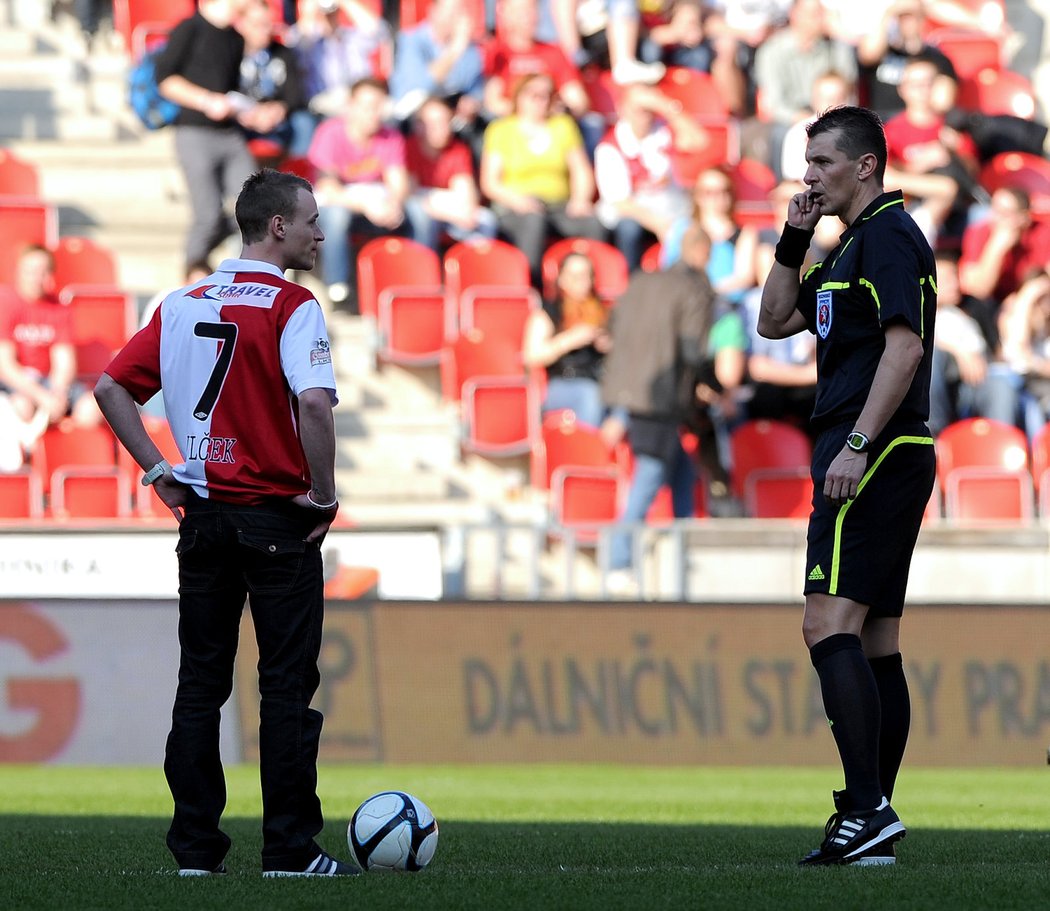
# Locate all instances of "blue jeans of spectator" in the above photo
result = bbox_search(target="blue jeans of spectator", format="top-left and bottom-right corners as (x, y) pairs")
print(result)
(165, 492), (326, 873)
(403, 195), (499, 252)
(543, 376), (605, 428)
(316, 203), (406, 287)
(613, 217), (656, 274)
(609, 434), (695, 570)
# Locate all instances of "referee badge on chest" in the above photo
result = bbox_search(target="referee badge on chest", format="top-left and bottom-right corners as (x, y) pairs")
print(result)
(816, 290), (833, 339)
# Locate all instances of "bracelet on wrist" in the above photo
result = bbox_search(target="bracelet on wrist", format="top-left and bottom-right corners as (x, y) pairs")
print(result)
(774, 222), (815, 269)
(306, 490), (338, 510)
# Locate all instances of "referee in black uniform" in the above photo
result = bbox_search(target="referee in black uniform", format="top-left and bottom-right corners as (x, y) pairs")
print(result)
(758, 105), (937, 866)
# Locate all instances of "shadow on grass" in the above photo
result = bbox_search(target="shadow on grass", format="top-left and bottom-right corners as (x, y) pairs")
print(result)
(1, 815), (1048, 911)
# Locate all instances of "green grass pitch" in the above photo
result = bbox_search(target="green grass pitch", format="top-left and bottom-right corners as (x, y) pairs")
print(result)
(1, 764), (1048, 910)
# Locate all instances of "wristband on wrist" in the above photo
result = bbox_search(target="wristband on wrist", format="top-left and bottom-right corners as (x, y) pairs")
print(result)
(306, 490), (338, 510)
(774, 223), (815, 269)
(141, 459), (171, 487)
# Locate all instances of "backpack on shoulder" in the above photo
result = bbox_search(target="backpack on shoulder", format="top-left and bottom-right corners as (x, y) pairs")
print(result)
(128, 47), (180, 130)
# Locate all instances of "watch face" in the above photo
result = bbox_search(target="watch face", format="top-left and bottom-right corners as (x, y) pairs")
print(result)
(847, 432), (868, 452)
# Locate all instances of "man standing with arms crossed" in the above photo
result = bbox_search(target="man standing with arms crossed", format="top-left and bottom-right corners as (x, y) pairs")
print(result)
(758, 106), (937, 866)
(95, 170), (358, 877)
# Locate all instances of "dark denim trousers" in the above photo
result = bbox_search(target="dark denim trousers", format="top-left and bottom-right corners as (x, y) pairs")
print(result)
(164, 493), (326, 871)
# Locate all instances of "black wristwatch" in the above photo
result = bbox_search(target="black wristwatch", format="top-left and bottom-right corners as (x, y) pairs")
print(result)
(845, 431), (871, 453)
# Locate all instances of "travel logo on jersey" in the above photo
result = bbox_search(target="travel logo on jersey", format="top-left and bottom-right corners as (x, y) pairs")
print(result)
(186, 283), (278, 306)
(816, 290), (833, 339)
(311, 337), (332, 367)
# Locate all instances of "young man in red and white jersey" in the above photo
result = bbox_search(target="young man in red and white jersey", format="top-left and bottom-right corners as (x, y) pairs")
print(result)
(95, 168), (359, 878)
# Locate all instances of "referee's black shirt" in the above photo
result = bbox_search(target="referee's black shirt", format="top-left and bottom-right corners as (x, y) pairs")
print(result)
(797, 189), (937, 435)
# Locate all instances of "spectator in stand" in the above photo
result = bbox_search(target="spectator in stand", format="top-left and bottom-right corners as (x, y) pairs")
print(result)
(855, 0), (958, 120)
(482, 0), (592, 121)
(523, 252), (612, 428)
(236, 0), (312, 160)
(287, 0), (391, 120)
(752, 0), (857, 178)
(883, 56), (978, 245)
(0, 245), (101, 439)
(929, 250), (1020, 436)
(404, 97), (498, 252)
(741, 180), (818, 429)
(480, 72), (606, 290)
(560, 0), (666, 86)
(593, 84), (693, 273)
(154, 0), (257, 273)
(307, 77), (409, 308)
(960, 187), (1050, 308)
(780, 70), (857, 182)
(641, 1), (747, 115)
(600, 224), (714, 586)
(389, 0), (485, 128)
(999, 270), (1050, 438)
(661, 166), (759, 305)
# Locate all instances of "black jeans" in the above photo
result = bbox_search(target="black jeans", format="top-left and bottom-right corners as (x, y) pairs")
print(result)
(165, 493), (326, 871)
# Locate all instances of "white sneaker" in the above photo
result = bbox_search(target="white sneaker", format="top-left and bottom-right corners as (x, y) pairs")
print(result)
(612, 59), (666, 86)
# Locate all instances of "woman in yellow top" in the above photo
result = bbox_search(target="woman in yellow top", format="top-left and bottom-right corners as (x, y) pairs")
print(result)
(480, 72), (606, 289)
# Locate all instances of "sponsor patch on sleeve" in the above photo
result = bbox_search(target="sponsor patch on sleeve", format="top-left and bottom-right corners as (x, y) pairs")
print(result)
(310, 336), (332, 367)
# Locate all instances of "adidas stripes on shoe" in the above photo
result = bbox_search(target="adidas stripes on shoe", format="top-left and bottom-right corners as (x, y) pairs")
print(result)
(799, 790), (906, 867)
(262, 851), (360, 878)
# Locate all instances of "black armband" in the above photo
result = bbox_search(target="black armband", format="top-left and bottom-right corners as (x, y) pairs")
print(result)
(774, 223), (815, 269)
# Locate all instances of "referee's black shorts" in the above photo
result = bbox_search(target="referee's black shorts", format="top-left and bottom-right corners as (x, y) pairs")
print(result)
(804, 420), (936, 618)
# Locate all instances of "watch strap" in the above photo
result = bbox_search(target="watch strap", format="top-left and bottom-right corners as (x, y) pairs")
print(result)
(141, 459), (171, 487)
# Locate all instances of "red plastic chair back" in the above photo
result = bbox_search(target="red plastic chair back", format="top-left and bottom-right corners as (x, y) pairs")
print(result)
(51, 237), (119, 291)
(461, 377), (536, 456)
(944, 467), (1034, 522)
(657, 67), (730, 118)
(935, 417), (1029, 483)
(0, 199), (59, 286)
(377, 287), (452, 365)
(443, 239), (531, 302)
(50, 467), (133, 519)
(728, 419), (812, 501)
(357, 236), (441, 320)
(440, 331), (523, 401)
(958, 67), (1037, 119)
(460, 287), (539, 350)
(0, 470), (44, 518)
(744, 467), (813, 519)
(927, 27), (1002, 80)
(979, 152), (1050, 217)
(113, 0), (196, 55)
(0, 149), (40, 198)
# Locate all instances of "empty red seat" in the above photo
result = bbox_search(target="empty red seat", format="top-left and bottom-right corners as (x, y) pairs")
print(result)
(0, 469), (45, 519)
(461, 377), (537, 457)
(944, 467), (1034, 522)
(744, 467), (813, 519)
(440, 331), (523, 402)
(728, 419), (812, 502)
(50, 467), (133, 519)
(51, 237), (118, 290)
(376, 286), (452, 365)
(0, 199), (58, 287)
(357, 236), (442, 321)
(0, 149), (40, 198)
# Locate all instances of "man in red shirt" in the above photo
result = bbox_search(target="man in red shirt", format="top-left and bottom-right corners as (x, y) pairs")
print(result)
(960, 186), (1050, 304)
(883, 56), (978, 244)
(404, 96), (497, 251)
(94, 169), (357, 878)
(483, 0), (591, 121)
(0, 244), (100, 432)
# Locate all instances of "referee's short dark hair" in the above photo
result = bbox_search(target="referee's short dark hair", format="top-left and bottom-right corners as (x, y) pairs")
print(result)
(807, 105), (888, 184)
(236, 168), (314, 244)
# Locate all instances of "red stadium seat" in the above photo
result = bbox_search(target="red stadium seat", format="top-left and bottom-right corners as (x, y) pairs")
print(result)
(376, 286), (453, 365)
(1030, 421), (1050, 501)
(59, 285), (136, 382)
(728, 419), (812, 502)
(121, 415), (183, 519)
(50, 467), (134, 520)
(443, 239), (531, 304)
(460, 287), (539, 350)
(531, 408), (626, 489)
(944, 467), (1035, 522)
(113, 0), (196, 56)
(927, 28), (1002, 80)
(51, 237), (118, 291)
(356, 236), (442, 321)
(0, 149), (40, 198)
(744, 467), (813, 519)
(731, 158), (777, 228)
(640, 243), (662, 272)
(656, 67), (729, 118)
(440, 331), (523, 402)
(979, 152), (1050, 217)
(924, 0), (1006, 33)
(278, 156), (315, 182)
(461, 376), (537, 457)
(541, 237), (629, 303)
(37, 423), (119, 492)
(958, 67), (1037, 119)
(0, 199), (59, 287)
(550, 465), (622, 543)
(669, 122), (735, 186)
(935, 417), (1029, 485)
(0, 469), (45, 519)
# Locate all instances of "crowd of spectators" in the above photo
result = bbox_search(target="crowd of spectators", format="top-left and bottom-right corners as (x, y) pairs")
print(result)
(31, 0), (1050, 511)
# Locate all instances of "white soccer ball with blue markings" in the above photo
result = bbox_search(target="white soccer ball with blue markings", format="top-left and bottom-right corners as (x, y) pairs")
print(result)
(348, 791), (439, 872)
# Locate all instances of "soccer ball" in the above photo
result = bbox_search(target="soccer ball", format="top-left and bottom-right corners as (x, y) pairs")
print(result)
(348, 791), (439, 872)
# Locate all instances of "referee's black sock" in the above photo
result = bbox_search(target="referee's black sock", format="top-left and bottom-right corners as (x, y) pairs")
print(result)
(869, 652), (910, 802)
(810, 633), (883, 811)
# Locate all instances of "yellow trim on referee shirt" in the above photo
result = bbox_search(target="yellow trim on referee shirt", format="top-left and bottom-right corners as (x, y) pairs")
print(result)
(828, 434), (935, 595)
